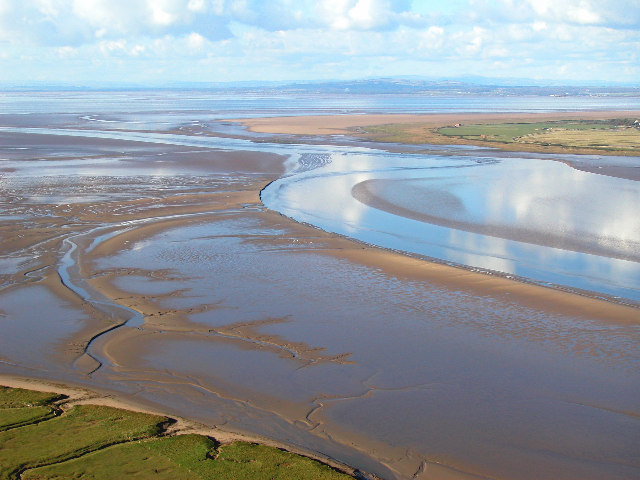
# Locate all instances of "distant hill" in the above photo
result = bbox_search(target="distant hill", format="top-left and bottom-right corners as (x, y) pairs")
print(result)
(3, 77), (639, 95)
(252, 78), (640, 96)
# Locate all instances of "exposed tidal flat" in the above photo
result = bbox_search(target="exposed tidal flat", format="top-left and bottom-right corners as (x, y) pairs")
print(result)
(1, 92), (639, 480)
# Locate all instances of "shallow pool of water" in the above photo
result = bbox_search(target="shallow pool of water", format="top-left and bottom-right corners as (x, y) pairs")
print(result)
(262, 152), (640, 302)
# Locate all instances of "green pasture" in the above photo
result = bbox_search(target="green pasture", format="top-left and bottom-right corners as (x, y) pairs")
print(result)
(0, 386), (353, 480)
(438, 119), (640, 152)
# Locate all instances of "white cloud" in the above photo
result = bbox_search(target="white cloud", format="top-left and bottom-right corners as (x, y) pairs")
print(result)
(148, 1), (179, 26)
(314, 0), (413, 30)
(187, 0), (206, 12)
(56, 45), (77, 58)
(479, 0), (640, 29)
(527, 0), (603, 25)
(187, 32), (206, 50)
(0, 0), (235, 45)
(72, 0), (146, 36)
(130, 44), (146, 56)
(532, 21), (547, 32)
(418, 26), (445, 51)
(0, 0), (637, 84)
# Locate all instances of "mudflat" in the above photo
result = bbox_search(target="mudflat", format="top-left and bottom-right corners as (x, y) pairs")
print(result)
(1, 108), (639, 480)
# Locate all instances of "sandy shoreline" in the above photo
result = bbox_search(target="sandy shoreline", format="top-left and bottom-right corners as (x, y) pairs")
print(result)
(2, 109), (639, 480)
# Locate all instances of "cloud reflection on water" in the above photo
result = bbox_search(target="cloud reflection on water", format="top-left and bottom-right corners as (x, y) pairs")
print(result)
(262, 152), (640, 301)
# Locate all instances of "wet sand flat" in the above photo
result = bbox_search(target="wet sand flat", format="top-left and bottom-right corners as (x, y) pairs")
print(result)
(1, 107), (639, 480)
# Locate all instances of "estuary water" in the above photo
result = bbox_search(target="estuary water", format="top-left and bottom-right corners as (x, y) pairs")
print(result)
(261, 150), (640, 303)
(3, 89), (640, 116)
(3, 89), (639, 302)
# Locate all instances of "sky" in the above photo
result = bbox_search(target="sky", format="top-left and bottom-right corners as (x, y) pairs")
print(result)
(0, 0), (638, 86)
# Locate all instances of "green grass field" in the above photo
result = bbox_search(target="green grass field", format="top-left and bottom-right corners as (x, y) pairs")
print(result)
(0, 387), (63, 408)
(0, 386), (353, 480)
(0, 387), (64, 432)
(23, 435), (351, 480)
(438, 119), (640, 152)
(0, 403), (167, 479)
(359, 118), (640, 155)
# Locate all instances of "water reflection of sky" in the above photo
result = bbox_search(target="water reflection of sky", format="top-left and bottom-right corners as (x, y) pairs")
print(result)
(262, 153), (640, 302)
(5, 121), (640, 302)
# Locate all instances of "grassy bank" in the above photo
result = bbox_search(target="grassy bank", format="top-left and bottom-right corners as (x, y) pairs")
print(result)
(0, 386), (354, 480)
(359, 118), (640, 155)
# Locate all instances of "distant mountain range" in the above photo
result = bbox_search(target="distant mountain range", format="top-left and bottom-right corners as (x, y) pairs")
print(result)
(3, 77), (640, 95)
(238, 78), (640, 96)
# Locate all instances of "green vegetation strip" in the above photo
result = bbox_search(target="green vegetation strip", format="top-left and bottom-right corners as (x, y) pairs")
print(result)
(359, 118), (640, 154)
(23, 435), (351, 480)
(0, 387), (63, 433)
(0, 386), (63, 408)
(0, 406), (57, 432)
(0, 386), (353, 480)
(0, 403), (166, 479)
(438, 119), (640, 152)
